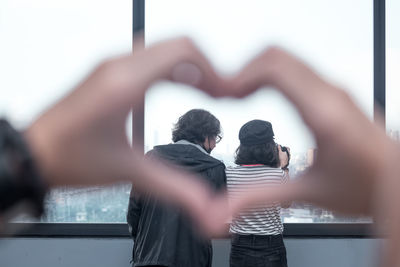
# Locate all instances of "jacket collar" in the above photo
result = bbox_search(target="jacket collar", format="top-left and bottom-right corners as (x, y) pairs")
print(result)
(174, 139), (209, 155)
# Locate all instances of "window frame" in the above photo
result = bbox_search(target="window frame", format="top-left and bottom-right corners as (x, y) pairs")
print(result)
(5, 0), (386, 238)
(1, 223), (375, 238)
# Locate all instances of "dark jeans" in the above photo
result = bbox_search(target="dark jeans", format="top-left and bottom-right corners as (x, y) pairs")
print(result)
(230, 234), (288, 267)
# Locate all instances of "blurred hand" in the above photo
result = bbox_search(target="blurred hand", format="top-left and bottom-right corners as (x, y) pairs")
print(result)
(224, 47), (399, 267)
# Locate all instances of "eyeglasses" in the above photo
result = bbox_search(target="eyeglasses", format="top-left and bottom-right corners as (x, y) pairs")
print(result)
(215, 135), (222, 144)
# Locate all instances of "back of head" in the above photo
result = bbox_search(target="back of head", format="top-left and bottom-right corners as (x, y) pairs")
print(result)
(172, 109), (221, 145)
(235, 119), (279, 167)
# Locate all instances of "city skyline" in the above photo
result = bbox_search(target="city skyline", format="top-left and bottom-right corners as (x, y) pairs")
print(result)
(21, 128), (400, 224)
(30, 146), (369, 224)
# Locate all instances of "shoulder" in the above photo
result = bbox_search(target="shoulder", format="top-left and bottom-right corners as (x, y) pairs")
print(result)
(226, 165), (284, 178)
(208, 155), (225, 166)
(206, 157), (226, 173)
(225, 165), (241, 173)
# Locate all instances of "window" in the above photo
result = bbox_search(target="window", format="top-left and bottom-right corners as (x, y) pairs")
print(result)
(0, 0), (132, 222)
(145, 0), (373, 223)
(386, 0), (400, 139)
(1, 0), (377, 226)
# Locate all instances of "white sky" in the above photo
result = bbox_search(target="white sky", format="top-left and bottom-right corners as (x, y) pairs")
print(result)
(145, 0), (374, 164)
(0, 0), (132, 127)
(386, 0), (400, 132)
(0, 0), (398, 165)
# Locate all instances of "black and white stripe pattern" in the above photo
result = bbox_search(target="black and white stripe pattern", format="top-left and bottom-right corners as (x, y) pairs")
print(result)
(227, 165), (288, 235)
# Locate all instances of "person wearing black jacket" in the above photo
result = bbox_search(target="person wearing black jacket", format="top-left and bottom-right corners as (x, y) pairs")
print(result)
(127, 109), (227, 267)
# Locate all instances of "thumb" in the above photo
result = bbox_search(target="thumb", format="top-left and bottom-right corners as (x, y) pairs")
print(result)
(229, 178), (311, 218)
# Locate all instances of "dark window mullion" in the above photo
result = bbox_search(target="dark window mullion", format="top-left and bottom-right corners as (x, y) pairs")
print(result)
(374, 0), (386, 124)
(132, 0), (145, 152)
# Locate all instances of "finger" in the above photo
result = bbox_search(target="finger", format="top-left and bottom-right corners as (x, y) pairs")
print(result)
(105, 149), (225, 237)
(160, 38), (226, 96)
(230, 47), (373, 142)
(229, 178), (310, 218)
(132, 37), (224, 96)
(118, 149), (216, 218)
(277, 144), (282, 152)
(92, 37), (226, 109)
(232, 47), (331, 106)
(126, 151), (233, 237)
(227, 166), (368, 218)
(194, 193), (231, 238)
(296, 165), (377, 216)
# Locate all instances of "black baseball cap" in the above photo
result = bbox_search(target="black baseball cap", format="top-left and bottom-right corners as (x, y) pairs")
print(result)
(239, 120), (274, 145)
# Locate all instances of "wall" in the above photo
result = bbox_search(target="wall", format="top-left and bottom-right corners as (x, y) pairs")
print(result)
(0, 238), (381, 267)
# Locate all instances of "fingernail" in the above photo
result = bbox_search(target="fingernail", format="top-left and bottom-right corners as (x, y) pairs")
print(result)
(172, 63), (202, 86)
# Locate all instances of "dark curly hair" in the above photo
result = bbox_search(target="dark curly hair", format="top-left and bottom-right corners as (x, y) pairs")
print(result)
(172, 109), (221, 145)
(234, 141), (279, 167)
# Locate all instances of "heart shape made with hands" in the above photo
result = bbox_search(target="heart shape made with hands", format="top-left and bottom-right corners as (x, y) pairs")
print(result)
(26, 37), (400, 266)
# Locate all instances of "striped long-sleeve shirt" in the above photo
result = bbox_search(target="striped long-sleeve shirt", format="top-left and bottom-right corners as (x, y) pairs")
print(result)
(226, 165), (288, 235)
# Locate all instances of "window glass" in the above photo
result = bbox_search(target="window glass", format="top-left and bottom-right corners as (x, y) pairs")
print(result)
(145, 0), (373, 223)
(386, 0), (400, 141)
(0, 0), (132, 222)
(1, 0), (374, 224)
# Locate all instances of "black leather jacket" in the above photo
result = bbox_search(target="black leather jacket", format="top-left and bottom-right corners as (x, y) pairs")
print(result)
(127, 143), (226, 267)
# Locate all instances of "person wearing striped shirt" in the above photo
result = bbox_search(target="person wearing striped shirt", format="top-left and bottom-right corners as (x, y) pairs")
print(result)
(226, 119), (290, 267)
